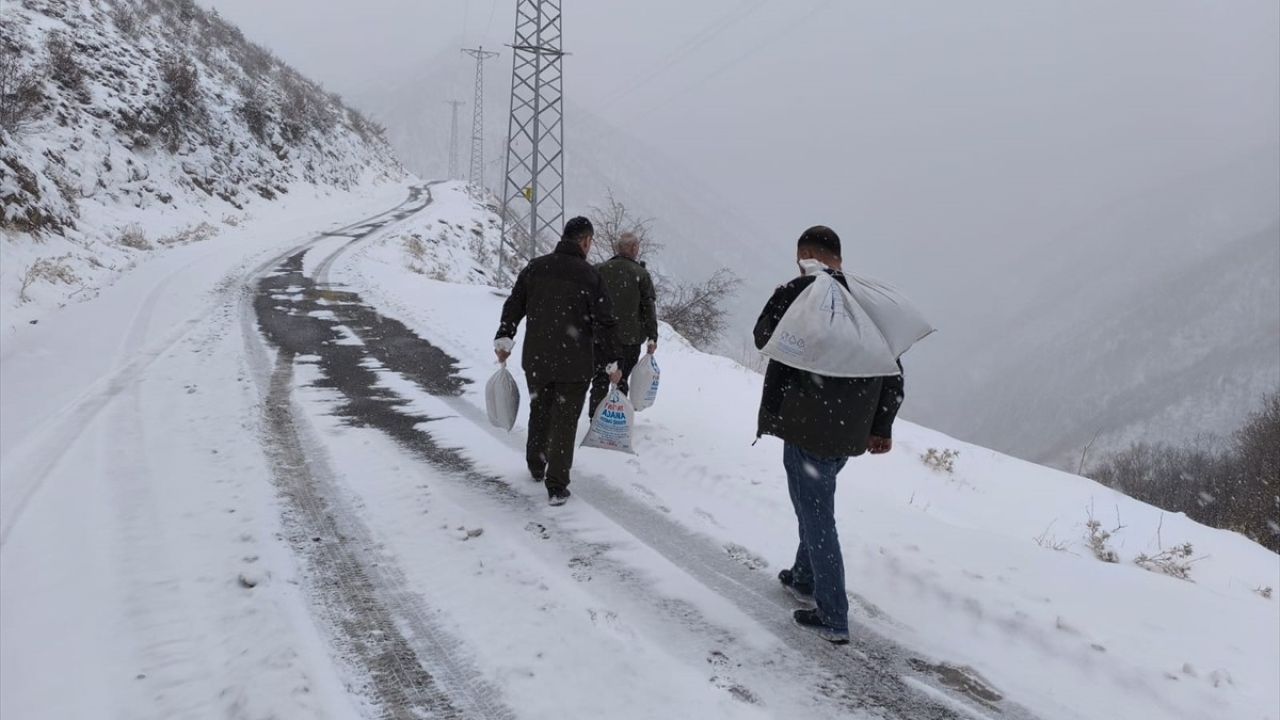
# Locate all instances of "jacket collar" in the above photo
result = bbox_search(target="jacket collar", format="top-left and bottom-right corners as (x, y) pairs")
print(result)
(554, 239), (586, 259)
(611, 254), (643, 267)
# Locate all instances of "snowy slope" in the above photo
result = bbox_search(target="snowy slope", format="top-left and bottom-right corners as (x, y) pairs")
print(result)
(969, 220), (1280, 468)
(0, 0), (405, 326)
(2, 181), (1276, 720)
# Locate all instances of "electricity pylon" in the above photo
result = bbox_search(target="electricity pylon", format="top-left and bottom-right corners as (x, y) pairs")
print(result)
(498, 0), (565, 276)
(461, 47), (500, 188)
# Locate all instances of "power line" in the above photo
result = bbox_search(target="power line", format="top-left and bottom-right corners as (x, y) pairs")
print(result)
(600, 0), (768, 109)
(484, 0), (501, 38)
(637, 0), (840, 118)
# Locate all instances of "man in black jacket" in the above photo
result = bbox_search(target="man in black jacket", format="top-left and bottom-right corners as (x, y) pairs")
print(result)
(495, 217), (622, 506)
(754, 226), (904, 643)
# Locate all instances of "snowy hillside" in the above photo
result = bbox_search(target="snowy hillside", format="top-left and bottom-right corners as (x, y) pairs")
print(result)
(0, 0), (404, 324)
(974, 220), (1280, 468)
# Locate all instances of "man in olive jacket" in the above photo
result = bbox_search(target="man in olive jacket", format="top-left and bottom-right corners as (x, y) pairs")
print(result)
(495, 217), (622, 506)
(589, 232), (659, 417)
(754, 225), (904, 643)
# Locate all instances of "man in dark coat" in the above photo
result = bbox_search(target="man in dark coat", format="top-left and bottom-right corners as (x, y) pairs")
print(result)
(754, 225), (905, 643)
(495, 217), (622, 506)
(588, 232), (659, 417)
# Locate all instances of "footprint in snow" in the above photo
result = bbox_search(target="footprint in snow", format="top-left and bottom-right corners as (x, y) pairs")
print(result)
(724, 543), (768, 571)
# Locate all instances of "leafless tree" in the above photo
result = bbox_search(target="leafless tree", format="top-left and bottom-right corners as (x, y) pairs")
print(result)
(587, 189), (662, 263)
(1089, 389), (1279, 553)
(656, 267), (740, 348)
(0, 43), (44, 134)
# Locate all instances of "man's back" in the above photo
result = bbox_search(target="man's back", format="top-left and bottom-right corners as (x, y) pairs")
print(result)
(497, 240), (616, 384)
(754, 270), (904, 458)
(597, 255), (658, 347)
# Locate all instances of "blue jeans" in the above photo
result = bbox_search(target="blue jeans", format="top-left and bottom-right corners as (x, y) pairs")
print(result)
(784, 443), (849, 631)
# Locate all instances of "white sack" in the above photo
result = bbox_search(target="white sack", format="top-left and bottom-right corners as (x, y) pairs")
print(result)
(485, 365), (520, 431)
(581, 385), (636, 454)
(760, 259), (934, 378)
(629, 354), (660, 412)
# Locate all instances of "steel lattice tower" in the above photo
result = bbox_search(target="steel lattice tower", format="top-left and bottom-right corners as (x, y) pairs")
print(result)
(499, 0), (565, 273)
(445, 100), (465, 180)
(461, 47), (500, 188)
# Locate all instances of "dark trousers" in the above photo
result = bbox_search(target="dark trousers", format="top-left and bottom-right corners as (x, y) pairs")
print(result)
(588, 344), (643, 418)
(526, 379), (589, 492)
(784, 443), (850, 631)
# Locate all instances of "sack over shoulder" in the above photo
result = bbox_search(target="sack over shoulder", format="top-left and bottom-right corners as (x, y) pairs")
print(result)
(760, 261), (933, 377)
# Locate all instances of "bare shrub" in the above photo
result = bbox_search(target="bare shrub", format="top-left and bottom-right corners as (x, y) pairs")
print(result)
(118, 224), (152, 249)
(467, 225), (492, 268)
(0, 42), (45, 134)
(18, 255), (79, 302)
(1084, 504), (1124, 564)
(44, 33), (86, 96)
(1033, 521), (1071, 552)
(1255, 586), (1274, 600)
(656, 267), (740, 348)
(237, 80), (272, 142)
(108, 1), (142, 37)
(156, 53), (204, 151)
(587, 189), (662, 263)
(158, 222), (217, 246)
(347, 106), (385, 142)
(921, 448), (960, 474)
(403, 233), (428, 263)
(1134, 543), (1196, 581)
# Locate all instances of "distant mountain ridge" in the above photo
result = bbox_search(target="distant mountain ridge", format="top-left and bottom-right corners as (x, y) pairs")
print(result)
(956, 218), (1280, 468)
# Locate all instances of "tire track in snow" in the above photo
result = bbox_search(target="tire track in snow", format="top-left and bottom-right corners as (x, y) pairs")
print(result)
(245, 185), (514, 720)
(0, 186), (432, 548)
(105, 371), (218, 719)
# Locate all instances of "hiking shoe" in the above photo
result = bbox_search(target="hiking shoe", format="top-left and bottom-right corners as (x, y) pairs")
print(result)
(548, 487), (571, 506)
(529, 465), (546, 483)
(778, 569), (815, 602)
(792, 608), (850, 644)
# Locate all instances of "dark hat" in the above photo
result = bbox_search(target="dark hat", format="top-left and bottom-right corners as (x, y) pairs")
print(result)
(563, 216), (594, 242)
(798, 225), (841, 257)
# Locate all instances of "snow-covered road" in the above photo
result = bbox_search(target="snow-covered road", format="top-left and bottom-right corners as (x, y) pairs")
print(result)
(241, 187), (1035, 719)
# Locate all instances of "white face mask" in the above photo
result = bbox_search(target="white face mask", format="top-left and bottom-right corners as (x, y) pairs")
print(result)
(798, 258), (829, 276)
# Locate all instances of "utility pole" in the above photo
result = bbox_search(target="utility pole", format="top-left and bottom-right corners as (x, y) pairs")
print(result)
(461, 46), (500, 188)
(445, 99), (465, 180)
(498, 0), (565, 278)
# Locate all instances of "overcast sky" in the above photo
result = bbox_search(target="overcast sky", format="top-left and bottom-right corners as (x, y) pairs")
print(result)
(202, 0), (1278, 265)
(201, 0), (1278, 326)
